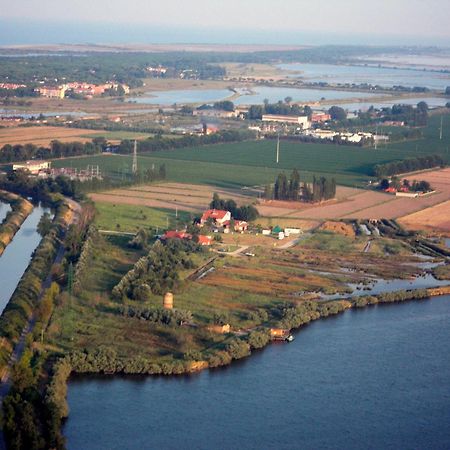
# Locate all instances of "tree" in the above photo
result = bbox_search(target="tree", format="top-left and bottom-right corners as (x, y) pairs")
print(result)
(37, 212), (52, 237)
(380, 179), (390, 190)
(284, 96), (293, 104)
(328, 106), (347, 121)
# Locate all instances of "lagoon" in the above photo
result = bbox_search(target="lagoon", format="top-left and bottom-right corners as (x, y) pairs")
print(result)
(279, 63), (450, 91)
(65, 295), (450, 450)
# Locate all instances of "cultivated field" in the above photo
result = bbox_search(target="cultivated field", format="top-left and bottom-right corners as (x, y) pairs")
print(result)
(90, 182), (258, 214)
(398, 200), (450, 233)
(89, 167), (450, 228)
(0, 126), (151, 147)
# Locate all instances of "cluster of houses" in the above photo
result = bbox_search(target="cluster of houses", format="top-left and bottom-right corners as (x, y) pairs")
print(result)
(162, 207), (303, 248)
(35, 82), (130, 99)
(0, 83), (27, 90)
(304, 128), (388, 144)
(162, 208), (250, 247)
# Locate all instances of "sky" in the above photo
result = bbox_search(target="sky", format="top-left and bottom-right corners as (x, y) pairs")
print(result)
(1, 0), (450, 46)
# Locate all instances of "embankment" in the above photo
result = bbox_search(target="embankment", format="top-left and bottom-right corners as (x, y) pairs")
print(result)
(0, 190), (33, 256)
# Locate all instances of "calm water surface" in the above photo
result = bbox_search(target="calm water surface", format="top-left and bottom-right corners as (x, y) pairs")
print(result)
(65, 296), (450, 450)
(0, 203), (50, 313)
(233, 86), (375, 105)
(129, 89), (232, 105)
(278, 63), (450, 91)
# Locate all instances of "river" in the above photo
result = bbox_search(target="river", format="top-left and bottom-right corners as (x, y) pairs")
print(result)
(64, 295), (450, 450)
(0, 203), (50, 313)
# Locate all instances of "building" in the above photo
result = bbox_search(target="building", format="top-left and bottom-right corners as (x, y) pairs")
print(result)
(200, 209), (232, 227)
(224, 220), (248, 232)
(13, 161), (51, 174)
(311, 112), (331, 123)
(193, 109), (238, 118)
(262, 114), (310, 129)
(36, 86), (67, 99)
(197, 235), (213, 246)
(163, 230), (192, 240)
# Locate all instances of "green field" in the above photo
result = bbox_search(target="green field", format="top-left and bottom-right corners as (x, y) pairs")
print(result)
(52, 114), (450, 188)
(94, 202), (192, 232)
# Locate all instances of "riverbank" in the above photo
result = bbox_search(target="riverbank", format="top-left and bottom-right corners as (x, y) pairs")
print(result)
(64, 295), (450, 450)
(0, 190), (33, 256)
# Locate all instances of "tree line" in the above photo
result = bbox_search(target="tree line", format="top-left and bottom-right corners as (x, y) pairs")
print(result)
(372, 154), (445, 178)
(112, 239), (203, 302)
(265, 170), (336, 202)
(247, 100), (312, 120)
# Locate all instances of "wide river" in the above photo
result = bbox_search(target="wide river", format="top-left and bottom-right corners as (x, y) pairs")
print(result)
(65, 295), (450, 450)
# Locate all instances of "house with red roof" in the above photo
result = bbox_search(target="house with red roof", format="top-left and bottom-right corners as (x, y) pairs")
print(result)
(197, 235), (212, 246)
(163, 230), (192, 240)
(200, 209), (231, 227)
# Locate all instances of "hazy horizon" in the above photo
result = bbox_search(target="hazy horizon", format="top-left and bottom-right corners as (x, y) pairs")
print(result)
(1, 0), (450, 47)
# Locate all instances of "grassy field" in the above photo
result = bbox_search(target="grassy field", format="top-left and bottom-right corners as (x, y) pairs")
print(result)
(94, 201), (192, 232)
(49, 113), (450, 189)
(51, 143), (412, 188)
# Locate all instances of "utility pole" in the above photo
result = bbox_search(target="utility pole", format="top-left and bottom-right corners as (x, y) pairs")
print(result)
(276, 133), (280, 164)
(440, 115), (443, 141)
(374, 124), (378, 150)
(132, 140), (138, 175)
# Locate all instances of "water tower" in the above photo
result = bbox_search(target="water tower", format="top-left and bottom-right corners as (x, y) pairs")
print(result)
(163, 292), (174, 309)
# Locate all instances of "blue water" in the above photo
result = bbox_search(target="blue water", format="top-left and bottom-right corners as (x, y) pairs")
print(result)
(278, 63), (450, 91)
(0, 203), (50, 313)
(233, 86), (375, 106)
(0, 201), (11, 223)
(129, 89), (233, 106)
(65, 296), (450, 450)
(0, 109), (88, 119)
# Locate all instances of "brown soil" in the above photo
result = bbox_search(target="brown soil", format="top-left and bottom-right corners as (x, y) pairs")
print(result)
(90, 182), (258, 213)
(319, 221), (356, 238)
(0, 126), (101, 147)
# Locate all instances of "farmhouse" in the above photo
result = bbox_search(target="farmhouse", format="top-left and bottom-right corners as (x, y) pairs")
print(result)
(200, 209), (231, 226)
(262, 114), (310, 129)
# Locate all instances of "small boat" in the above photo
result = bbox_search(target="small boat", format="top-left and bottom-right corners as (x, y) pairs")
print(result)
(285, 334), (295, 342)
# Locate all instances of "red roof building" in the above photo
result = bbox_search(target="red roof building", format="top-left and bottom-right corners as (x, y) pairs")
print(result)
(198, 235), (212, 246)
(200, 209), (231, 226)
(163, 230), (192, 240)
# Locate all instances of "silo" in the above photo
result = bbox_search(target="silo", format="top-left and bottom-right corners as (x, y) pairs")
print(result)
(163, 292), (174, 309)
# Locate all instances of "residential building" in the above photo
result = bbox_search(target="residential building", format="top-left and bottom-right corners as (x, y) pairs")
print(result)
(200, 209), (232, 226)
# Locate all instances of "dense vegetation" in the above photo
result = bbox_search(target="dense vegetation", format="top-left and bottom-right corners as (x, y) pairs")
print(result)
(0, 139), (104, 164)
(265, 170), (336, 202)
(0, 191), (33, 255)
(373, 154), (445, 177)
(112, 239), (202, 301)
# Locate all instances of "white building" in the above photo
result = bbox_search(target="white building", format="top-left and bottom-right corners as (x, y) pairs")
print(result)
(262, 114), (310, 129)
(13, 161), (51, 174)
